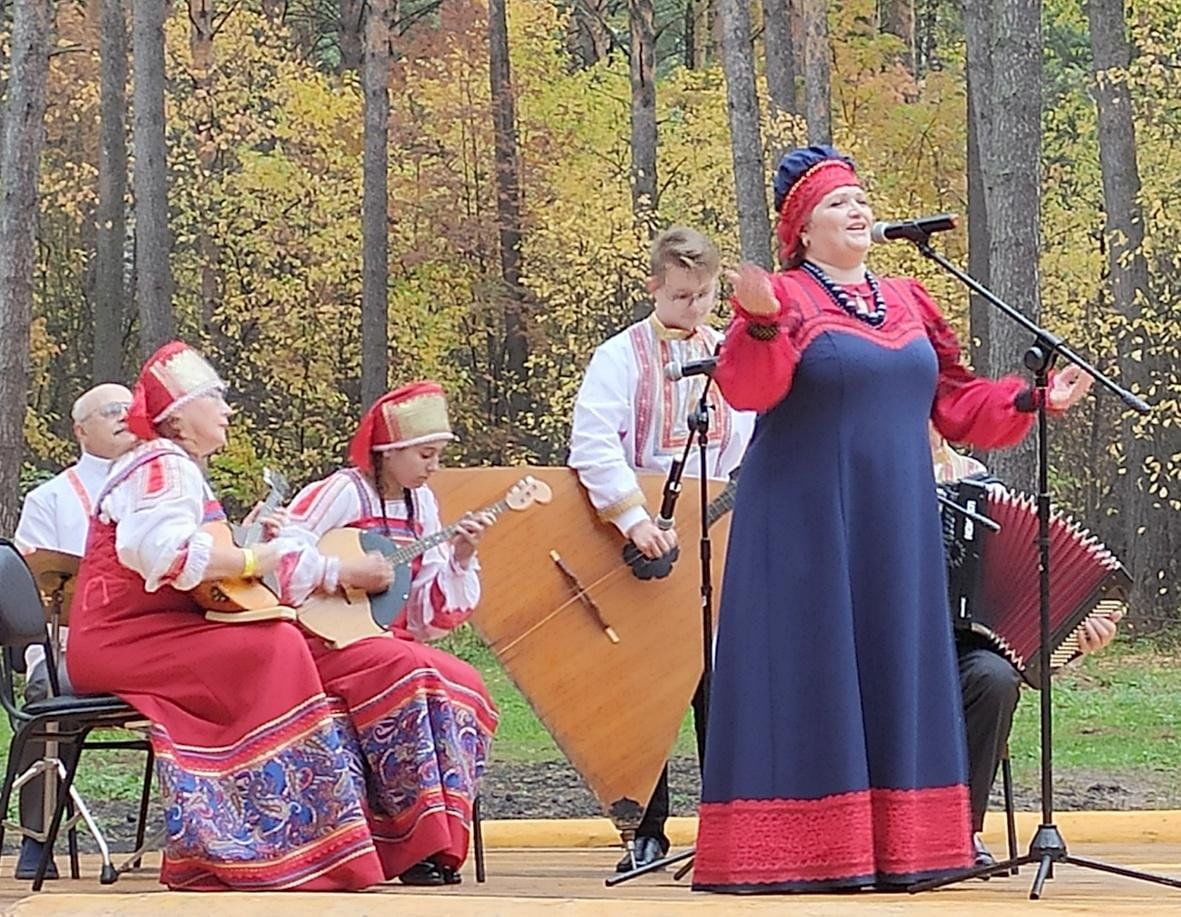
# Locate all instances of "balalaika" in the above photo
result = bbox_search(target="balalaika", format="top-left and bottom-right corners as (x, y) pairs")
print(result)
(938, 477), (1131, 689)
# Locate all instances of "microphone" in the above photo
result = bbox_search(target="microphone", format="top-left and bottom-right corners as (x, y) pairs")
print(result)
(654, 459), (683, 531)
(871, 213), (959, 243)
(664, 356), (718, 381)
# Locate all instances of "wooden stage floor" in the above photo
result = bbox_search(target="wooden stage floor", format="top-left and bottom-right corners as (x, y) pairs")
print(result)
(3, 844), (1181, 915)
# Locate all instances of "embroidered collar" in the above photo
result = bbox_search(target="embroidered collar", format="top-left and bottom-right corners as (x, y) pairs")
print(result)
(648, 312), (698, 341)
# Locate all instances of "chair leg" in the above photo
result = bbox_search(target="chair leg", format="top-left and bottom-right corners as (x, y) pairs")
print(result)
(473, 795), (486, 883)
(1001, 744), (1019, 876)
(0, 726), (33, 856)
(130, 746), (155, 870)
(34, 729), (118, 890)
(33, 749), (76, 892)
(66, 796), (80, 879)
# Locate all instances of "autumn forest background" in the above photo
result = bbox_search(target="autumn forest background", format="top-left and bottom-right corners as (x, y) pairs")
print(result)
(0, 0), (1176, 626)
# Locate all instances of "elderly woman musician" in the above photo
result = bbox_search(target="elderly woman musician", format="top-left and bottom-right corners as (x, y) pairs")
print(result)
(692, 146), (1093, 894)
(67, 343), (494, 890)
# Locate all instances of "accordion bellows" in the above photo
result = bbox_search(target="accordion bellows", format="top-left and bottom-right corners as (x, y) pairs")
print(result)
(941, 481), (1131, 689)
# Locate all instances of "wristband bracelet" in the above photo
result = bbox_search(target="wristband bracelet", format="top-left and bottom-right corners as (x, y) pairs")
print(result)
(241, 548), (258, 579)
(746, 321), (780, 341)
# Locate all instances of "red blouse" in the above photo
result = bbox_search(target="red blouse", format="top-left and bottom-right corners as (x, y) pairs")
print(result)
(714, 269), (1057, 451)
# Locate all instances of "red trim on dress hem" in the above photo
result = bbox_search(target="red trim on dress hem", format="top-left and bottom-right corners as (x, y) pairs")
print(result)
(693, 785), (972, 887)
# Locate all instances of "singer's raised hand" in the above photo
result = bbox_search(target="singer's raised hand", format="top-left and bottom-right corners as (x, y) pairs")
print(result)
(1047, 364), (1093, 413)
(726, 263), (779, 318)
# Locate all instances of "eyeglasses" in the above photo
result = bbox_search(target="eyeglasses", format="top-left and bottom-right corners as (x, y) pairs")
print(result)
(89, 402), (130, 421)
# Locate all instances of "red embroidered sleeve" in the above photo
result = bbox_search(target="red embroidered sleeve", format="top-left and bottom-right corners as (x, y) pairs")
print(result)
(158, 546), (190, 586)
(426, 578), (473, 631)
(714, 277), (803, 413)
(910, 280), (1039, 450)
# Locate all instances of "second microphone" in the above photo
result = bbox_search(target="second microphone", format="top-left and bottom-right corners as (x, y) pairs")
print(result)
(664, 356), (718, 381)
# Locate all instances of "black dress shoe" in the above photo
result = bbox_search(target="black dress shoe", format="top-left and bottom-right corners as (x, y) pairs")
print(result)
(439, 864), (462, 885)
(614, 835), (668, 873)
(974, 835), (998, 869)
(398, 860), (448, 886)
(14, 838), (58, 881)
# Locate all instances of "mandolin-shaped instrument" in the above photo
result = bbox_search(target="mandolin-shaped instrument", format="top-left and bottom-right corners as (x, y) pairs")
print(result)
(196, 467), (292, 617)
(297, 475), (553, 648)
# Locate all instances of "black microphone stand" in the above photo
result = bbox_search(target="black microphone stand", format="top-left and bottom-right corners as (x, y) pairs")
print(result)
(607, 377), (718, 887)
(905, 236), (1180, 898)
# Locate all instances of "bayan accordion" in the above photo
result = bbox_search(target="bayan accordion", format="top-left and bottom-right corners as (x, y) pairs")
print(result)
(939, 477), (1131, 689)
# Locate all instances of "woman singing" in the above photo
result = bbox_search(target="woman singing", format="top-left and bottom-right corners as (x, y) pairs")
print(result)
(692, 147), (1091, 893)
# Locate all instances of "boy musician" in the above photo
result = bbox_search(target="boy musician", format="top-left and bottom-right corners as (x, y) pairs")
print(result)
(569, 227), (755, 869)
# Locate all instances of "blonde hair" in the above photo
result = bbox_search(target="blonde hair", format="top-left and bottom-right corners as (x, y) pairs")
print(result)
(649, 226), (721, 280)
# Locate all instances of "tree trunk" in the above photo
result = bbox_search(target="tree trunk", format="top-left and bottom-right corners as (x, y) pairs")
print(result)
(763, 0), (796, 115)
(717, 0), (772, 268)
(339, 0), (363, 72)
(629, 0), (657, 244)
(789, 0), (805, 90)
(966, 0), (1041, 490)
(684, 0), (708, 68)
(878, 0), (915, 74)
(1087, 0), (1176, 621)
(0, 0), (53, 535)
(488, 0), (529, 433)
(94, 0), (129, 382)
(965, 68), (991, 376)
(188, 0), (218, 335)
(802, 0), (831, 145)
(570, 0), (610, 69)
(360, 0), (391, 408)
(132, 0), (176, 356)
(915, 0), (938, 76)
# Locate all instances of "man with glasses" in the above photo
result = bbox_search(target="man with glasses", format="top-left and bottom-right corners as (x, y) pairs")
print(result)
(11, 382), (135, 878)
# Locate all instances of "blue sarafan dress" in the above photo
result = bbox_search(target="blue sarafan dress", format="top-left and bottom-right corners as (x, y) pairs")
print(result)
(692, 269), (1038, 893)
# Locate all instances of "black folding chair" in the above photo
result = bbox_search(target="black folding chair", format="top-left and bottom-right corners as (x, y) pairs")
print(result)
(0, 539), (155, 890)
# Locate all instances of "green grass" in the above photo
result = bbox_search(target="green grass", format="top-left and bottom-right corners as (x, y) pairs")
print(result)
(1008, 640), (1181, 778)
(2, 632), (1175, 809)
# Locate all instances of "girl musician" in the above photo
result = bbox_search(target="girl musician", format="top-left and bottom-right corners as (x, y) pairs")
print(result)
(277, 381), (498, 887)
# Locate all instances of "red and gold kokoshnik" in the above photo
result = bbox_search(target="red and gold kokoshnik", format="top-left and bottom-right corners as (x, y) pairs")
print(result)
(348, 380), (455, 472)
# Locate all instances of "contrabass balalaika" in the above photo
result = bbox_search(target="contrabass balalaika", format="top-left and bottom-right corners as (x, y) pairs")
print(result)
(938, 477), (1130, 689)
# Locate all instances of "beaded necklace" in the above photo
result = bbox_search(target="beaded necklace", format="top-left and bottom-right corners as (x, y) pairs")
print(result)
(801, 260), (887, 328)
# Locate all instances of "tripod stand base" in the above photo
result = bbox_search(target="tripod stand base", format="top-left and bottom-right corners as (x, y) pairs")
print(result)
(605, 847), (695, 887)
(909, 823), (1181, 898)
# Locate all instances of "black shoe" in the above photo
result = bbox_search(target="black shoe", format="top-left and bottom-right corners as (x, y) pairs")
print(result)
(439, 864), (462, 885)
(15, 837), (59, 881)
(614, 835), (668, 873)
(974, 835), (998, 869)
(398, 860), (448, 886)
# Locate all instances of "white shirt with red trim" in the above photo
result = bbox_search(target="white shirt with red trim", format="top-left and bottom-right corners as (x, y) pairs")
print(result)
(281, 469), (481, 642)
(568, 314), (756, 536)
(15, 452), (114, 672)
(98, 440), (331, 602)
